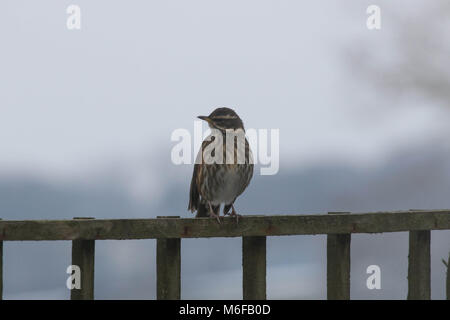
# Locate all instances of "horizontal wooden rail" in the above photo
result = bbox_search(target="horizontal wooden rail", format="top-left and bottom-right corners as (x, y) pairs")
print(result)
(0, 210), (449, 241)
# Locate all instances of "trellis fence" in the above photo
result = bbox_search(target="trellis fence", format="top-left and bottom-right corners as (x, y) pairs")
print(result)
(0, 210), (449, 300)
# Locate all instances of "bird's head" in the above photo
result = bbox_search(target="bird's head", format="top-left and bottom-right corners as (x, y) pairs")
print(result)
(198, 107), (245, 131)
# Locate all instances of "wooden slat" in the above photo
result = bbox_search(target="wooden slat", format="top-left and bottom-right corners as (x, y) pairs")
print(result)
(242, 236), (266, 300)
(327, 212), (351, 300)
(0, 218), (2, 300)
(71, 217), (95, 300)
(407, 230), (430, 300)
(0, 210), (449, 241)
(157, 216), (181, 300)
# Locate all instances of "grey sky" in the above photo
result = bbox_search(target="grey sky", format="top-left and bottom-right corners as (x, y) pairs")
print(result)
(1, 0), (448, 179)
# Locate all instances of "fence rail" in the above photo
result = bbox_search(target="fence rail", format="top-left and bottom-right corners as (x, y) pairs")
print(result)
(0, 210), (449, 300)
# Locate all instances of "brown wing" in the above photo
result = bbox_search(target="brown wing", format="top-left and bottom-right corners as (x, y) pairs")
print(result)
(188, 139), (212, 216)
(188, 161), (210, 218)
(188, 162), (200, 212)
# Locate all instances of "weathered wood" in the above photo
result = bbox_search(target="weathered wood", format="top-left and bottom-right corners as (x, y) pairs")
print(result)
(71, 218), (95, 300)
(0, 210), (449, 241)
(0, 218), (2, 300)
(157, 216), (181, 300)
(407, 230), (430, 300)
(327, 212), (351, 300)
(445, 253), (450, 300)
(242, 236), (266, 300)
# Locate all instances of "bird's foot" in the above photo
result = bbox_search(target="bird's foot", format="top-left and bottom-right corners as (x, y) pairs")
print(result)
(209, 211), (222, 224)
(208, 202), (222, 224)
(230, 206), (241, 224)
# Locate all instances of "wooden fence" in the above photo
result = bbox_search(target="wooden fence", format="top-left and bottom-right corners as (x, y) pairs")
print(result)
(0, 209), (449, 300)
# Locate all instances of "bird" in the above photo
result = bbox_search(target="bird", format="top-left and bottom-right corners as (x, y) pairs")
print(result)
(188, 107), (253, 223)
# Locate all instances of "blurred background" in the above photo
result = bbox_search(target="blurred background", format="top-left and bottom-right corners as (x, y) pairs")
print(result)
(0, 0), (449, 299)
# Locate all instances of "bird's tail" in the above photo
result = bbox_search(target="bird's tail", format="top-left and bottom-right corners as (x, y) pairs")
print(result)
(195, 201), (210, 218)
(196, 201), (220, 218)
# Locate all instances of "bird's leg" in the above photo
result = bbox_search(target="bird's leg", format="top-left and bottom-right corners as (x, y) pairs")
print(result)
(208, 201), (221, 224)
(229, 204), (241, 224)
(223, 204), (232, 216)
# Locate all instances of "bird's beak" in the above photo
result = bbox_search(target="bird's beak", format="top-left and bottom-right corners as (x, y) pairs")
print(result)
(197, 116), (210, 122)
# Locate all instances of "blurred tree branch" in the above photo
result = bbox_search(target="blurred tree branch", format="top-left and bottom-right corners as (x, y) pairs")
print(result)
(347, 1), (450, 107)
(444, 253), (449, 300)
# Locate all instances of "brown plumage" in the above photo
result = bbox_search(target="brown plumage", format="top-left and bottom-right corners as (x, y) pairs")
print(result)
(188, 107), (253, 222)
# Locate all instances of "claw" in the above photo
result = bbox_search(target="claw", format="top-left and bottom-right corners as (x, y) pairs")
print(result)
(210, 211), (222, 224)
(208, 202), (222, 224)
(230, 205), (241, 224)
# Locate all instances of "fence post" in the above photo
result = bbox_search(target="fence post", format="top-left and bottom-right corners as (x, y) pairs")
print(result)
(407, 230), (431, 300)
(242, 236), (266, 300)
(0, 218), (2, 300)
(443, 253), (450, 300)
(156, 216), (181, 300)
(327, 212), (351, 300)
(71, 217), (95, 300)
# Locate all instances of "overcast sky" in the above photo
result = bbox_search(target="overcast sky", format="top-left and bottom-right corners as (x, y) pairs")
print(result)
(1, 0), (449, 180)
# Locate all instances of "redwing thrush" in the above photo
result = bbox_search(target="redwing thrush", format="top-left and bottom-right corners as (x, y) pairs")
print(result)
(188, 107), (254, 223)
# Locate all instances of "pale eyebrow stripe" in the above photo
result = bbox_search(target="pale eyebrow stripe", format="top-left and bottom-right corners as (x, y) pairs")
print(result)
(211, 115), (238, 119)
